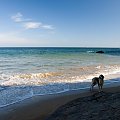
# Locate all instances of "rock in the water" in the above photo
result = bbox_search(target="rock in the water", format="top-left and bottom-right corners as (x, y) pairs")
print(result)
(96, 51), (104, 53)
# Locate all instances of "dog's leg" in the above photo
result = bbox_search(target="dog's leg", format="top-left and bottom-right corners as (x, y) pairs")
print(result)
(101, 85), (103, 92)
(98, 85), (101, 92)
(90, 85), (92, 91)
(90, 84), (94, 91)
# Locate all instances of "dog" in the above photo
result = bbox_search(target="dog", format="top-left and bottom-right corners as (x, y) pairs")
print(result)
(90, 74), (104, 92)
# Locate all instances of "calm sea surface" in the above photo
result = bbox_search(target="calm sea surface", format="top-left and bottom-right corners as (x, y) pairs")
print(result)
(0, 47), (120, 107)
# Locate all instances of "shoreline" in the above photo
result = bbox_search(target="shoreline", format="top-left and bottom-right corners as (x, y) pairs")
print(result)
(0, 78), (120, 120)
(0, 87), (93, 120)
(0, 72), (120, 109)
(0, 72), (119, 108)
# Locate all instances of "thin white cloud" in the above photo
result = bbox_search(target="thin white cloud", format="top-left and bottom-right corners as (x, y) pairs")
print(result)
(42, 25), (54, 30)
(24, 22), (42, 29)
(11, 12), (23, 22)
(11, 12), (55, 30)
(11, 12), (31, 22)
(24, 22), (54, 30)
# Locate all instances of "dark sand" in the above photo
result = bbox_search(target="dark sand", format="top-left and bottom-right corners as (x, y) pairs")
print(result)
(0, 83), (120, 120)
(47, 89), (120, 120)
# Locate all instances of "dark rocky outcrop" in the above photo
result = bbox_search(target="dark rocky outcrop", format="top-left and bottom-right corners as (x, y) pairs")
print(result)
(47, 92), (120, 120)
(96, 51), (104, 53)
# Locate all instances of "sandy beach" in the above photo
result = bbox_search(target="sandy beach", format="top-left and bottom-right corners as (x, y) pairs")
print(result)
(0, 87), (93, 120)
(0, 78), (120, 120)
(47, 87), (120, 120)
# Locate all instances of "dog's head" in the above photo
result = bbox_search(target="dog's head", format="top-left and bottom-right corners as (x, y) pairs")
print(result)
(99, 74), (104, 80)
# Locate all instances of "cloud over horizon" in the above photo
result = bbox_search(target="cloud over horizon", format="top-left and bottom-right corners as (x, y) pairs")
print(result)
(24, 22), (42, 29)
(11, 12), (31, 22)
(11, 12), (54, 30)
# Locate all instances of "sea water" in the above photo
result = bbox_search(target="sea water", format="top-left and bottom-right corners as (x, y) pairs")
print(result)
(0, 47), (120, 107)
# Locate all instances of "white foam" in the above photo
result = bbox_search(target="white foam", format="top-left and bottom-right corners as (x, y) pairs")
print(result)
(0, 77), (120, 108)
(0, 64), (120, 86)
(87, 51), (94, 53)
(0, 64), (120, 108)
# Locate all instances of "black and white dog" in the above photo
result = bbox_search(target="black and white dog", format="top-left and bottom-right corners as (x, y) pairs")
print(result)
(90, 75), (104, 92)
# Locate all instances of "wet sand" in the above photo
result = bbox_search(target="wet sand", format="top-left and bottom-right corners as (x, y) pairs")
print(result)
(47, 89), (120, 120)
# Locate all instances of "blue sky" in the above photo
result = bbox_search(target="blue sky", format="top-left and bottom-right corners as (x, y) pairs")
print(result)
(0, 0), (120, 47)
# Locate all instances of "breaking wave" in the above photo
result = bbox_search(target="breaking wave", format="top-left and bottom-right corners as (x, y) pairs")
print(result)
(0, 64), (120, 86)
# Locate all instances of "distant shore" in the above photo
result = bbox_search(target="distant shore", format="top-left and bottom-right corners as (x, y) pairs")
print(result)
(0, 76), (120, 120)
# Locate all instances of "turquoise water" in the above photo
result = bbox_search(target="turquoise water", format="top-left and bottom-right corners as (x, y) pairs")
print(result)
(0, 47), (120, 74)
(0, 47), (120, 107)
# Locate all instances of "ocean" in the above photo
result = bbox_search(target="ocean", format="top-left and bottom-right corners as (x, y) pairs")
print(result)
(0, 47), (120, 107)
